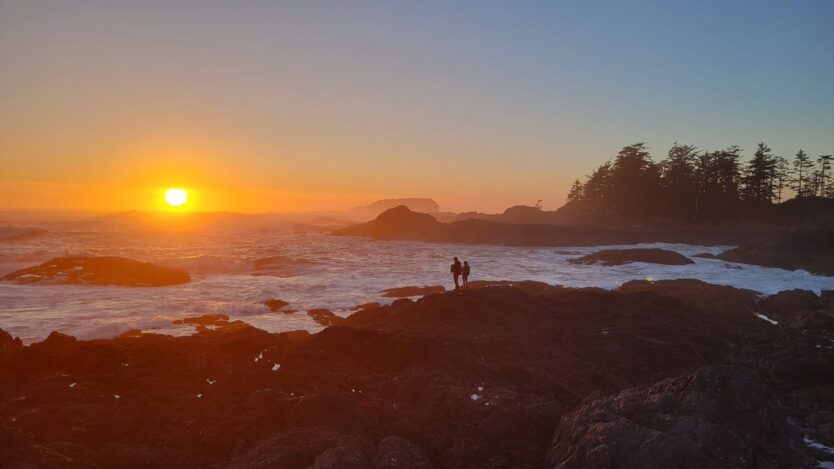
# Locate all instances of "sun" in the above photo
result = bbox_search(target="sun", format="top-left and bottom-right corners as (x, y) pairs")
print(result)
(164, 188), (188, 207)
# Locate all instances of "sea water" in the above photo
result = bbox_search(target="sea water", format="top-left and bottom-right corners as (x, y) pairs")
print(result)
(1, 231), (833, 344)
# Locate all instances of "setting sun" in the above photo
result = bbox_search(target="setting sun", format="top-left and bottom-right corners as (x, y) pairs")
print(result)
(164, 188), (188, 207)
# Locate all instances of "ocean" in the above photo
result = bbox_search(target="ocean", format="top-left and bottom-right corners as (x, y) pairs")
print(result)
(2, 230), (833, 344)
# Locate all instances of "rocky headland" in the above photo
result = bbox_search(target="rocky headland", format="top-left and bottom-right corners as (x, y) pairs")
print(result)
(699, 228), (834, 276)
(1, 257), (191, 287)
(1, 280), (833, 468)
(335, 206), (833, 277)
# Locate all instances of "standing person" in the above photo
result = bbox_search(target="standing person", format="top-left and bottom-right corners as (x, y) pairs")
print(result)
(451, 257), (462, 290)
(462, 261), (470, 288)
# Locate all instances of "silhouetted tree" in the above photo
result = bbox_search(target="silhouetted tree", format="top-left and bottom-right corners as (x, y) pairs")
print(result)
(816, 155), (832, 198)
(610, 143), (659, 219)
(660, 143), (698, 219)
(693, 146), (742, 221)
(791, 149), (813, 198)
(582, 161), (613, 209)
(773, 155), (790, 203)
(566, 140), (830, 223)
(742, 143), (777, 203)
(566, 179), (584, 203)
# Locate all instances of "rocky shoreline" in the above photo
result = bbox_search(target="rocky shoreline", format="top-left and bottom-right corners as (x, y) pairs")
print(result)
(1, 280), (833, 468)
(335, 206), (834, 277)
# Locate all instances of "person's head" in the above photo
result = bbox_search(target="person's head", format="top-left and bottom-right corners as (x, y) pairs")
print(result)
(464, 261), (469, 265)
(453, 257), (458, 261)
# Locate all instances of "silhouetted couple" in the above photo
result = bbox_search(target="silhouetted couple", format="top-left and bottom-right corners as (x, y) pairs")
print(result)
(450, 257), (470, 290)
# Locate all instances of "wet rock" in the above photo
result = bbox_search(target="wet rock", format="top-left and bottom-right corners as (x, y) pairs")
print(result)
(548, 365), (813, 469)
(312, 438), (372, 469)
(617, 279), (758, 318)
(569, 248), (694, 266)
(693, 252), (718, 259)
(308, 309), (343, 327)
(756, 289), (825, 329)
(715, 228), (834, 276)
(380, 285), (445, 298)
(173, 314), (230, 326)
(0, 329), (23, 358)
(1, 256), (190, 286)
(351, 302), (381, 311)
(0, 281), (830, 467)
(265, 299), (290, 312)
(466, 280), (559, 296)
(373, 436), (432, 469)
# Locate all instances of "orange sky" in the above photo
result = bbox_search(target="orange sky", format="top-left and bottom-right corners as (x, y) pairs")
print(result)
(2, 2), (832, 214)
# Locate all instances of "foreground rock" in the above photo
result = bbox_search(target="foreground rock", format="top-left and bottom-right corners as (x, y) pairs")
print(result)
(549, 365), (811, 468)
(569, 248), (694, 266)
(1, 281), (832, 467)
(307, 308), (343, 327)
(1, 256), (191, 286)
(380, 285), (445, 298)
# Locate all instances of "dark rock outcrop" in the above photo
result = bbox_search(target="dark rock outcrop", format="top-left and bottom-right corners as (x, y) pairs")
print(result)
(380, 285), (445, 298)
(307, 309), (343, 327)
(351, 302), (381, 311)
(548, 365), (812, 468)
(265, 299), (290, 312)
(713, 228), (834, 276)
(336, 206), (443, 241)
(1, 256), (190, 286)
(1, 281), (831, 467)
(569, 248), (694, 266)
(334, 206), (767, 247)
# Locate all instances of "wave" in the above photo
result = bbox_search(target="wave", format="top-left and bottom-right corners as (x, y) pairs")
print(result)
(155, 255), (253, 275)
(0, 225), (48, 242)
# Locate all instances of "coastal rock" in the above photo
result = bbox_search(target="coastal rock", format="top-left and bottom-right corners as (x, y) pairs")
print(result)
(755, 289), (833, 329)
(380, 285), (445, 298)
(0, 282), (829, 467)
(548, 365), (812, 468)
(0, 329), (23, 358)
(715, 228), (834, 276)
(335, 206), (442, 241)
(308, 309), (343, 327)
(333, 206), (771, 247)
(373, 436), (432, 469)
(1, 256), (190, 286)
(569, 248), (694, 266)
(617, 279), (758, 317)
(265, 299), (290, 312)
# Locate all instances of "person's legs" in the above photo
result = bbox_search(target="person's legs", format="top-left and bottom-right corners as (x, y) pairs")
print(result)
(453, 274), (460, 290)
(463, 275), (468, 287)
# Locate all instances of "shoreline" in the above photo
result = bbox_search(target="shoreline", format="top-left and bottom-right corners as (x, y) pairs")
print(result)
(2, 280), (833, 467)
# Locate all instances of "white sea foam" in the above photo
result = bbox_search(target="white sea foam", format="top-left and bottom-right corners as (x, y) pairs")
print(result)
(1, 232), (833, 343)
(156, 255), (252, 275)
(753, 312), (779, 325)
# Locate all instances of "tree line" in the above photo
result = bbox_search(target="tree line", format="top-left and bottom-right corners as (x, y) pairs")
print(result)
(566, 142), (833, 223)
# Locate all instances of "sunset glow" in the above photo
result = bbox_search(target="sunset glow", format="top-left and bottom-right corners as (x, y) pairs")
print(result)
(164, 189), (188, 208)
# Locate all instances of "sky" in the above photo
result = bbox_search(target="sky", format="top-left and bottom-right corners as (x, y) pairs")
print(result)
(1, 0), (833, 213)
